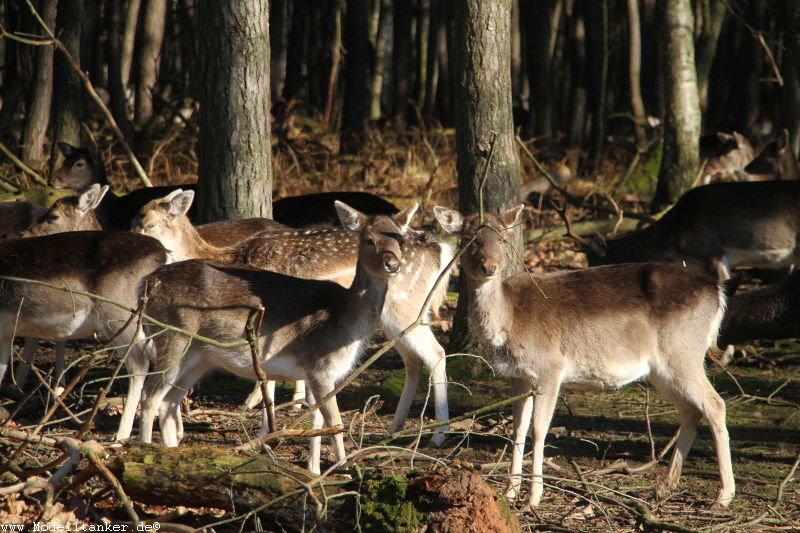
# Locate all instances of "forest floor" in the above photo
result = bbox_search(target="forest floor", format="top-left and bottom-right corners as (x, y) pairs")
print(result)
(1, 121), (798, 531)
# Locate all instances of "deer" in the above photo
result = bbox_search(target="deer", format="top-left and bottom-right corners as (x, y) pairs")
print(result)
(433, 205), (735, 508)
(718, 272), (800, 349)
(0, 231), (167, 440)
(700, 131), (756, 183)
(138, 202), (408, 474)
(744, 129), (800, 181)
(576, 180), (800, 281)
(51, 141), (399, 229)
(132, 189), (452, 445)
(0, 201), (48, 239)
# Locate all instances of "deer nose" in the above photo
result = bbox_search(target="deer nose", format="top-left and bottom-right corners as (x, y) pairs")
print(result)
(479, 260), (497, 277)
(383, 253), (401, 274)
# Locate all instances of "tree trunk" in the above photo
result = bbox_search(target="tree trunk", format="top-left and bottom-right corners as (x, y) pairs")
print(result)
(651, 0), (701, 213)
(626, 0), (647, 147)
(107, 0), (135, 141)
(196, 0), (272, 222)
(694, 0), (726, 115)
(135, 0), (168, 127)
(369, 0), (390, 120)
(414, 0), (431, 110)
(392, 0), (413, 124)
(449, 0), (522, 356)
(568, 0), (588, 146)
(22, 0), (58, 169)
(270, 0), (289, 101)
(121, 0), (142, 89)
(110, 446), (521, 532)
(51, 0), (84, 164)
(779, 1), (800, 154)
(586, 0), (608, 170)
(283, 0), (309, 102)
(341, 0), (370, 152)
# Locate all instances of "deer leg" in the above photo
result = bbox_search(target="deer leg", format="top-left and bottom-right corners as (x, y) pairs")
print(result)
(505, 378), (534, 500)
(389, 326), (449, 447)
(157, 360), (211, 447)
(528, 381), (560, 508)
(697, 380), (735, 507)
(12, 337), (39, 388)
(305, 388), (323, 475)
(53, 341), (66, 396)
(307, 376), (346, 472)
(116, 343), (151, 441)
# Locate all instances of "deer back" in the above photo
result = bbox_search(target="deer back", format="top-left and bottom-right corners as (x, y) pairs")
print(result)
(0, 202), (48, 239)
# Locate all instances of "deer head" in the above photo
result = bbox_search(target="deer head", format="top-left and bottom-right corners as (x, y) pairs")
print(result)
(22, 184), (108, 237)
(50, 141), (107, 189)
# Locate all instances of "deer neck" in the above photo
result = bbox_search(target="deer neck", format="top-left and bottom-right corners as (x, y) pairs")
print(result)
(343, 257), (390, 340)
(466, 275), (512, 348)
(172, 218), (235, 263)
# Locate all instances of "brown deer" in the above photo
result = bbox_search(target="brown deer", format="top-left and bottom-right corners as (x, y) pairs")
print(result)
(0, 201), (48, 239)
(579, 180), (800, 281)
(50, 141), (399, 228)
(745, 129), (800, 181)
(0, 231), (167, 440)
(433, 205), (735, 508)
(133, 190), (452, 445)
(138, 202), (407, 474)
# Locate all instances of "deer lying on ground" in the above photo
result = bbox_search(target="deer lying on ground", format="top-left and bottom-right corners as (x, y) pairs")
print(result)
(133, 190), (452, 445)
(138, 202), (408, 474)
(578, 180), (800, 281)
(0, 231), (167, 440)
(434, 205), (735, 508)
(718, 272), (800, 349)
(51, 141), (399, 229)
(744, 129), (800, 181)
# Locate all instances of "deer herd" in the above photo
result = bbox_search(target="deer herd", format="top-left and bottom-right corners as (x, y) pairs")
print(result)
(0, 131), (798, 510)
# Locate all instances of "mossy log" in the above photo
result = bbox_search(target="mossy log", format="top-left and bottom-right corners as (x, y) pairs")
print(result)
(109, 445), (520, 533)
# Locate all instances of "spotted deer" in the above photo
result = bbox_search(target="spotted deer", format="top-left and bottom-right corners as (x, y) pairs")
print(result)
(700, 131), (755, 183)
(0, 231), (167, 440)
(133, 190), (452, 445)
(139, 202), (407, 474)
(434, 205), (735, 508)
(51, 141), (399, 229)
(579, 180), (800, 281)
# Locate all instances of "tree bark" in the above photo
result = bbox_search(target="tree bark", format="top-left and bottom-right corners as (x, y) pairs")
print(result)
(121, 0), (142, 89)
(449, 0), (522, 355)
(107, 0), (134, 141)
(196, 0), (272, 222)
(369, 0), (390, 120)
(341, 0), (370, 152)
(779, 2), (800, 154)
(651, 0), (701, 213)
(627, 0), (647, 147)
(523, 0), (559, 139)
(283, 0), (309, 102)
(270, 0), (289, 101)
(392, 0), (413, 124)
(586, 0), (608, 169)
(135, 0), (168, 127)
(22, 0), (58, 169)
(694, 0), (726, 114)
(51, 0), (84, 163)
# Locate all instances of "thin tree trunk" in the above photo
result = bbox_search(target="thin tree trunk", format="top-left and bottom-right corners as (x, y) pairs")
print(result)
(449, 0), (522, 356)
(369, 0), (390, 120)
(392, 0), (413, 124)
(695, 0), (726, 115)
(22, 0), (58, 169)
(270, 0), (289, 101)
(627, 0), (647, 147)
(107, 0), (134, 140)
(135, 0), (168, 127)
(414, 0), (431, 110)
(196, 0), (272, 222)
(121, 0), (142, 89)
(568, 0), (588, 146)
(51, 0), (84, 164)
(283, 0), (309, 102)
(523, 0), (559, 139)
(322, 0), (343, 128)
(341, 0), (370, 152)
(779, 1), (800, 154)
(652, 0), (701, 213)
(587, 0), (608, 170)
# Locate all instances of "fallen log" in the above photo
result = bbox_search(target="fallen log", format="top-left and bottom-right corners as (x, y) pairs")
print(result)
(109, 445), (521, 532)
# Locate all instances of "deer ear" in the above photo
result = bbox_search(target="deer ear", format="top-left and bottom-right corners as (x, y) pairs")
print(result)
(78, 184), (108, 212)
(166, 190), (195, 217)
(57, 141), (75, 158)
(392, 203), (418, 232)
(335, 200), (367, 232)
(500, 204), (525, 229)
(432, 206), (464, 234)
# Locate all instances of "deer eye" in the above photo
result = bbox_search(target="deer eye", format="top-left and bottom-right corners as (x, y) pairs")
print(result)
(366, 238), (376, 247)
(145, 223), (156, 230)
(75, 161), (85, 168)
